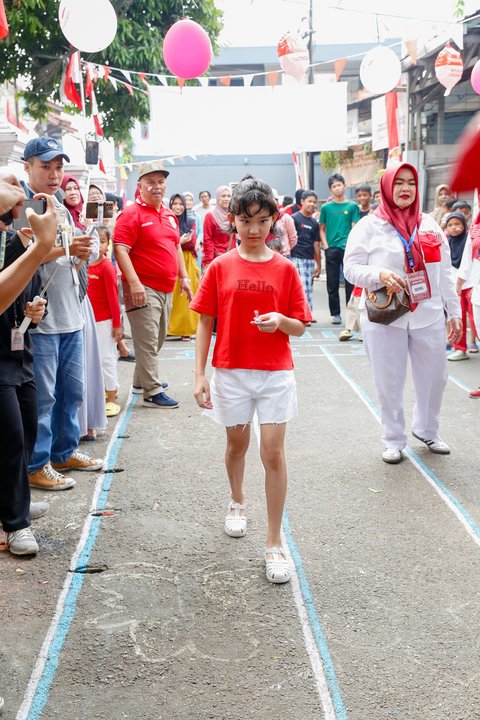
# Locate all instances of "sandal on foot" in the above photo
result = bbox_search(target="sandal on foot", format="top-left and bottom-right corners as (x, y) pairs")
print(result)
(264, 547), (291, 584)
(224, 501), (247, 537)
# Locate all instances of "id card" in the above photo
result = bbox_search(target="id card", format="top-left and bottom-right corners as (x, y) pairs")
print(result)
(405, 270), (431, 302)
(11, 327), (24, 351)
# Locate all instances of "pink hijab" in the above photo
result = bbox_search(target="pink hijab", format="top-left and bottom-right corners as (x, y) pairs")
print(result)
(374, 163), (428, 311)
(211, 185), (231, 234)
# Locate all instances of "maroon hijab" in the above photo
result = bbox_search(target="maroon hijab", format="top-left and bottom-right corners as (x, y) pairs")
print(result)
(374, 163), (428, 310)
(61, 175), (85, 231)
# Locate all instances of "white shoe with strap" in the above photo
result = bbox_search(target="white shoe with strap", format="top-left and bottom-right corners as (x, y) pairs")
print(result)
(264, 547), (291, 584)
(224, 501), (247, 537)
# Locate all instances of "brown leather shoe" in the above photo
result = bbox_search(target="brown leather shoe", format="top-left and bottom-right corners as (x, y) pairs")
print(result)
(52, 450), (104, 472)
(29, 464), (76, 491)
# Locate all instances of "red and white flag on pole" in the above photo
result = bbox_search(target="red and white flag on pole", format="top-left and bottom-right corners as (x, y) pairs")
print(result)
(385, 92), (402, 164)
(0, 1), (9, 40)
(90, 89), (104, 138)
(60, 51), (83, 110)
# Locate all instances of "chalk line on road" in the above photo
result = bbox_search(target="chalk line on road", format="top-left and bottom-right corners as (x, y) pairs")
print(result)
(252, 416), (347, 720)
(320, 345), (480, 549)
(16, 393), (138, 720)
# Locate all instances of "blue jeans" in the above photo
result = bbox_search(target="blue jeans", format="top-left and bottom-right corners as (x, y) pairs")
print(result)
(29, 331), (84, 472)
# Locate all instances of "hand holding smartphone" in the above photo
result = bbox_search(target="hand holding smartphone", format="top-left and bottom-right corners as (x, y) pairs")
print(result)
(12, 198), (47, 230)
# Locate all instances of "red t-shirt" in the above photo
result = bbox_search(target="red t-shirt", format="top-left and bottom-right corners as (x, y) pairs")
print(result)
(113, 198), (180, 292)
(87, 258), (122, 326)
(202, 212), (232, 267)
(190, 249), (312, 370)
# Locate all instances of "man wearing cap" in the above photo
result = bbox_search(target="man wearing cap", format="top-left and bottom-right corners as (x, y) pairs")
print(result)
(22, 136), (103, 491)
(114, 161), (193, 408)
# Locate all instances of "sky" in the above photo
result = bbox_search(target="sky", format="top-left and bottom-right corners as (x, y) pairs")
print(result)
(215, 0), (480, 47)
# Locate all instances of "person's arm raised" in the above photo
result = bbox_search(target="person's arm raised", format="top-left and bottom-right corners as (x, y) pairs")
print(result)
(0, 193), (58, 315)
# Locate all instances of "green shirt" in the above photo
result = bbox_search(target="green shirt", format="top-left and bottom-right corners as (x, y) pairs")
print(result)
(319, 200), (360, 250)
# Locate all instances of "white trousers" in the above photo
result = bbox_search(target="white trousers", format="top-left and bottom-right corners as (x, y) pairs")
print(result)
(95, 319), (118, 392)
(361, 313), (448, 450)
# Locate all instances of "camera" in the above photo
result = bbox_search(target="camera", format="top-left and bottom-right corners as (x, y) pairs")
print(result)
(85, 201), (114, 220)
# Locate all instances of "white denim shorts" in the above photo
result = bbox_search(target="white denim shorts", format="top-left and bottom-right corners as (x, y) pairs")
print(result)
(205, 368), (298, 427)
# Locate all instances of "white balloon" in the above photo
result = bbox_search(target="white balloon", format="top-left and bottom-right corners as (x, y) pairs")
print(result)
(59, 0), (118, 53)
(360, 45), (401, 95)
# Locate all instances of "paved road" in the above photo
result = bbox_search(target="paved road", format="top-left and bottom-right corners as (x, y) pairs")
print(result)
(2, 279), (480, 720)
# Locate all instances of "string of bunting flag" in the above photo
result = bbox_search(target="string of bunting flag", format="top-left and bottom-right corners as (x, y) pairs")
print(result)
(78, 39), (407, 96)
(61, 30), (471, 175)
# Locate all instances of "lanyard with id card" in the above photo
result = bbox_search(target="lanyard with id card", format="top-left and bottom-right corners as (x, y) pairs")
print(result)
(11, 301), (24, 352)
(396, 229), (431, 303)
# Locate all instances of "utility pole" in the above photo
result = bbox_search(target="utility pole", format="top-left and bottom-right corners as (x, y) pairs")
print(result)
(304, 0), (315, 188)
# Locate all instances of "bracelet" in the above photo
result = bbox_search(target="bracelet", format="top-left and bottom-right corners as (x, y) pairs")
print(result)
(180, 277), (190, 283)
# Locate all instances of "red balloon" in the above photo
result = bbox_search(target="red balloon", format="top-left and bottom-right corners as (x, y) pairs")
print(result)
(163, 19), (212, 79)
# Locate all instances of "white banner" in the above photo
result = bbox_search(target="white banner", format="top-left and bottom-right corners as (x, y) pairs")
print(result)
(134, 84), (348, 156)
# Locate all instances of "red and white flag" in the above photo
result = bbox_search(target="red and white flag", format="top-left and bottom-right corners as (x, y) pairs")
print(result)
(385, 92), (402, 164)
(0, 1), (9, 40)
(6, 99), (28, 132)
(60, 51), (83, 110)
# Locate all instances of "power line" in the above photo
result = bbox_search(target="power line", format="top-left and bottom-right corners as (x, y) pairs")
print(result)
(327, 4), (479, 26)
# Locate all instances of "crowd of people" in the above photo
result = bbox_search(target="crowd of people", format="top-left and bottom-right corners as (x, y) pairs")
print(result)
(0, 138), (478, 594)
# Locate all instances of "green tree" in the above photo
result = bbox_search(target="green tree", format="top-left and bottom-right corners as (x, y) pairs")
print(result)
(0, 0), (223, 143)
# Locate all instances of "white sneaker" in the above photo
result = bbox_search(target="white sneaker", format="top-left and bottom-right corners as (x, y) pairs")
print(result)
(30, 501), (49, 520)
(412, 432), (450, 454)
(0, 695), (4, 715)
(7, 527), (39, 555)
(382, 448), (403, 464)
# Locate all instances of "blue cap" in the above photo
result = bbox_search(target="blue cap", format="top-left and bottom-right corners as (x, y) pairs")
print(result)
(22, 136), (70, 163)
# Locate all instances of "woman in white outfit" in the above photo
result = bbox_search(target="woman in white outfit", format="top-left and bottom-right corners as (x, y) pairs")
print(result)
(344, 163), (462, 464)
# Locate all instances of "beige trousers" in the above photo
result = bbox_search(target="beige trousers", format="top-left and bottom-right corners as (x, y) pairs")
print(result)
(127, 285), (172, 398)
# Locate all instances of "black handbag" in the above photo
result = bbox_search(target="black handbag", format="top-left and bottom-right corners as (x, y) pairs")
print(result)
(365, 286), (410, 325)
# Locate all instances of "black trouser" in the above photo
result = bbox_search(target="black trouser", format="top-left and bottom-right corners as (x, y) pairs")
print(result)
(325, 246), (353, 317)
(0, 380), (37, 532)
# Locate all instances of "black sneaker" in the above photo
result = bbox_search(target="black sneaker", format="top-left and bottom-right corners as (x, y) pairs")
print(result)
(143, 392), (179, 409)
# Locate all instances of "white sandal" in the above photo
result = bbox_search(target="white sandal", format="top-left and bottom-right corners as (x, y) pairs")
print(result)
(224, 501), (247, 537)
(264, 547), (291, 584)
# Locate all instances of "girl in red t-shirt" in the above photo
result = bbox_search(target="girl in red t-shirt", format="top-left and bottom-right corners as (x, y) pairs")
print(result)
(191, 175), (311, 585)
(87, 226), (123, 417)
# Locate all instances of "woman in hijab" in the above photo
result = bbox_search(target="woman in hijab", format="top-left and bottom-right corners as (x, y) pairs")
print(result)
(167, 193), (200, 340)
(61, 175), (85, 231)
(430, 183), (452, 225)
(344, 163), (461, 464)
(202, 185), (233, 269)
(183, 190), (203, 267)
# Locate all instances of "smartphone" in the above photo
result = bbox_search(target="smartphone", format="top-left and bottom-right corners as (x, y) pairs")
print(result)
(12, 198), (47, 230)
(85, 140), (99, 165)
(85, 201), (114, 219)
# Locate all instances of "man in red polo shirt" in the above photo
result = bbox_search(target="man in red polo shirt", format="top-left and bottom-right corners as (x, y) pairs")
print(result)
(114, 161), (192, 408)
